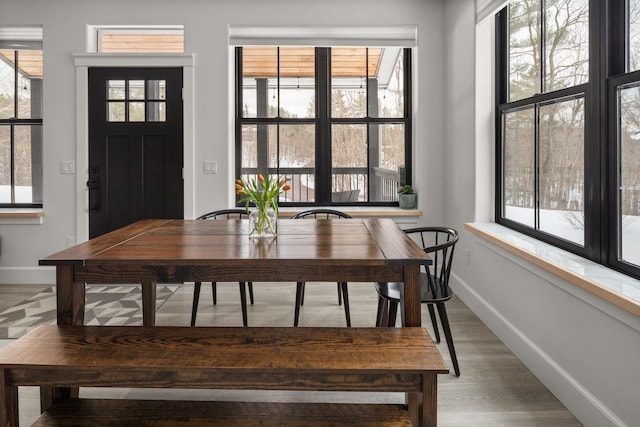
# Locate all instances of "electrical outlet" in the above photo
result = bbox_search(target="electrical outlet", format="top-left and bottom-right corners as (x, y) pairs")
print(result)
(464, 248), (471, 266)
(203, 160), (218, 174)
(60, 161), (75, 174)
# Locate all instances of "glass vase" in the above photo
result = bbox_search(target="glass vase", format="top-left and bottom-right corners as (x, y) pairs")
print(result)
(249, 207), (277, 238)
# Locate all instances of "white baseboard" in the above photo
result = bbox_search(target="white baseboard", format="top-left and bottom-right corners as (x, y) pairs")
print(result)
(0, 267), (55, 285)
(451, 272), (628, 427)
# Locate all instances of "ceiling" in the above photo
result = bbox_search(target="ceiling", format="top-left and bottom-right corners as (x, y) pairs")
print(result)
(0, 49), (43, 78)
(242, 46), (383, 78)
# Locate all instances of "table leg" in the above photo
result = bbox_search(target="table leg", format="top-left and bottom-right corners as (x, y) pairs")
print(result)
(56, 265), (74, 326)
(1, 370), (18, 427)
(73, 282), (86, 325)
(401, 264), (421, 327)
(142, 281), (157, 326)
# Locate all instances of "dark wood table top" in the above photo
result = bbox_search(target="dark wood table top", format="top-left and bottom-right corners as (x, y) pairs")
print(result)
(40, 218), (430, 269)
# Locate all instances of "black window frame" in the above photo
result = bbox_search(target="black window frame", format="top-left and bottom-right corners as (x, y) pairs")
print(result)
(496, 0), (640, 280)
(235, 46), (412, 207)
(0, 49), (43, 208)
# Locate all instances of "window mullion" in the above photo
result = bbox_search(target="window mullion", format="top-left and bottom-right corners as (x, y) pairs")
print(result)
(10, 124), (15, 204)
(13, 51), (19, 119)
(404, 48), (413, 188)
(540, 0), (546, 94)
(534, 103), (540, 230)
(316, 47), (331, 204)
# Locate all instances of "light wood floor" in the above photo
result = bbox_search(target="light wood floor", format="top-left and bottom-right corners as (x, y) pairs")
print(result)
(0, 282), (582, 426)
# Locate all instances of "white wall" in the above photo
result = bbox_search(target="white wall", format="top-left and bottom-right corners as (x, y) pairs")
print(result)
(443, 1), (640, 426)
(0, 0), (445, 283)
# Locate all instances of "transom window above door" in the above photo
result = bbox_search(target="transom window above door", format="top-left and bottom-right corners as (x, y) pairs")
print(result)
(88, 26), (184, 53)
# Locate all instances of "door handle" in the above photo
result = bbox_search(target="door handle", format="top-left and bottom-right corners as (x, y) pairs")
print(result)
(86, 175), (100, 213)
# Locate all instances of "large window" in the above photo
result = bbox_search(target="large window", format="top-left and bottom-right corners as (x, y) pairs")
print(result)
(235, 46), (411, 206)
(0, 27), (43, 207)
(497, 0), (640, 279)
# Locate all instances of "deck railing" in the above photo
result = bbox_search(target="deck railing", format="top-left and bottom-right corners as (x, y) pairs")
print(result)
(241, 167), (400, 203)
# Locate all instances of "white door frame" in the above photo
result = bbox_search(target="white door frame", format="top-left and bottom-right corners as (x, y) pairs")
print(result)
(73, 53), (194, 243)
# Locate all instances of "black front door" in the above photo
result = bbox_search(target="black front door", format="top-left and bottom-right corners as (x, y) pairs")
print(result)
(88, 67), (183, 238)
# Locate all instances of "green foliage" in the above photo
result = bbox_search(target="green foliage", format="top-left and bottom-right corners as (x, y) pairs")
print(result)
(398, 184), (414, 194)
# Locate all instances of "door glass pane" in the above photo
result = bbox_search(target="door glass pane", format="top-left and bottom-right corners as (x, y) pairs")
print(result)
(509, 0), (541, 102)
(332, 124), (366, 201)
(503, 108), (535, 227)
(332, 48), (367, 118)
(377, 48), (404, 118)
(108, 102), (125, 121)
(147, 80), (166, 100)
(242, 47), (277, 118)
(129, 80), (145, 100)
(544, 0), (589, 92)
(0, 49), (16, 119)
(279, 47), (315, 119)
(0, 125), (9, 203)
(108, 80), (125, 100)
(539, 98), (585, 245)
(629, 0), (640, 72)
(370, 123), (405, 202)
(279, 125), (315, 203)
(619, 84), (640, 267)
(148, 102), (166, 122)
(129, 102), (145, 122)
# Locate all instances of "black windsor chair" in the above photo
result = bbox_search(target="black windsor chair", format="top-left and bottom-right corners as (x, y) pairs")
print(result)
(190, 209), (254, 327)
(290, 209), (352, 327)
(374, 226), (461, 376)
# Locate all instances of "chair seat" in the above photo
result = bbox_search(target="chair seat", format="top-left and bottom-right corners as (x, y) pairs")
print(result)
(374, 273), (452, 304)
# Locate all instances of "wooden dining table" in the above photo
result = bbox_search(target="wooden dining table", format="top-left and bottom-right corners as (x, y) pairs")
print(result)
(40, 217), (431, 328)
(33, 217), (443, 426)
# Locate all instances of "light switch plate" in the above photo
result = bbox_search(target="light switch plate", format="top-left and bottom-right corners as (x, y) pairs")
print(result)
(60, 161), (75, 174)
(203, 160), (218, 174)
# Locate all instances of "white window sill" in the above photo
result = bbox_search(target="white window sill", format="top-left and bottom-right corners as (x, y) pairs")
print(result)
(466, 222), (640, 318)
(0, 208), (44, 225)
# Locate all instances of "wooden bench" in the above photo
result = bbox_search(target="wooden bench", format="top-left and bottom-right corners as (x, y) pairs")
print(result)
(0, 325), (448, 426)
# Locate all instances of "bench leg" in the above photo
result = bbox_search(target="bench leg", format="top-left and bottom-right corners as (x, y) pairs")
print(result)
(1, 370), (19, 427)
(73, 283), (86, 325)
(40, 385), (78, 413)
(142, 281), (157, 326)
(407, 373), (437, 427)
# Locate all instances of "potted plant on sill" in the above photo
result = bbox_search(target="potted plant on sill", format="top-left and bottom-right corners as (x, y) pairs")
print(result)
(398, 184), (417, 209)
